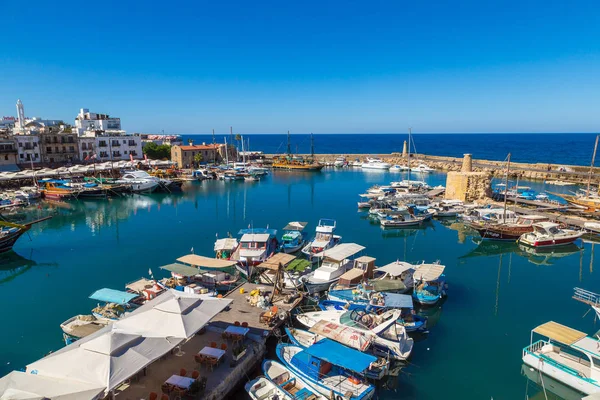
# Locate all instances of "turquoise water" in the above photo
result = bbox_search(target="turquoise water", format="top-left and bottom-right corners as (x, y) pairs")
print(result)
(1, 169), (597, 399)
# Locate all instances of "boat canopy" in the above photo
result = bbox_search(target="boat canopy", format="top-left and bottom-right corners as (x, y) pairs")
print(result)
(285, 259), (313, 273)
(315, 243), (365, 262)
(240, 233), (271, 242)
(177, 254), (237, 269)
(303, 338), (377, 372)
(355, 256), (376, 264)
(160, 262), (198, 277)
(338, 268), (365, 281)
(533, 321), (587, 345)
(371, 280), (406, 292)
(283, 221), (308, 231)
(89, 288), (138, 305)
(381, 293), (413, 309)
(125, 278), (156, 293)
(309, 320), (373, 352)
(214, 238), (238, 251)
(375, 261), (415, 277)
(257, 253), (296, 271)
(413, 263), (445, 281)
(237, 228), (277, 237)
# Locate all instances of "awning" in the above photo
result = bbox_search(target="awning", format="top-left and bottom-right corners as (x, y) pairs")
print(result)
(315, 243), (365, 262)
(371, 280), (406, 292)
(533, 321), (587, 345)
(283, 221), (307, 231)
(303, 338), (377, 373)
(375, 261), (415, 277)
(355, 256), (376, 263)
(214, 238), (238, 251)
(258, 253), (296, 271)
(339, 268), (364, 281)
(240, 233), (270, 242)
(125, 278), (156, 293)
(381, 293), (413, 309)
(413, 263), (445, 281)
(309, 320), (373, 352)
(160, 263), (198, 277)
(176, 254), (237, 269)
(89, 288), (138, 305)
(285, 259), (312, 273)
(0, 371), (104, 400)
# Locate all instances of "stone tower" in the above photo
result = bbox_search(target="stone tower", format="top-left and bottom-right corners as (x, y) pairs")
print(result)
(16, 99), (25, 131)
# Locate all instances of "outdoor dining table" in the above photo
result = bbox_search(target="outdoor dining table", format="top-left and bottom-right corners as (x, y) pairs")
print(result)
(165, 374), (195, 389)
(224, 325), (250, 337)
(199, 346), (226, 361)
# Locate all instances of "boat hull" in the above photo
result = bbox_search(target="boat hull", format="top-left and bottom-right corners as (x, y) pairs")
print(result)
(471, 225), (527, 241)
(523, 352), (599, 395)
(0, 229), (27, 253)
(519, 235), (581, 247)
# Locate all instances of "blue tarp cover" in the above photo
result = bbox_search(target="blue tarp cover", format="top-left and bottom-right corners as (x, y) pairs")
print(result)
(382, 293), (413, 309)
(89, 288), (138, 305)
(303, 338), (376, 372)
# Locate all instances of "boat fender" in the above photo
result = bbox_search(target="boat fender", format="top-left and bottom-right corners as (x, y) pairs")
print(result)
(348, 376), (361, 385)
(278, 312), (287, 321)
(335, 396), (344, 400)
(143, 290), (155, 300)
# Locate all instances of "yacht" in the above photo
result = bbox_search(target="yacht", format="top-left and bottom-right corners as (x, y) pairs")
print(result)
(518, 222), (583, 248)
(301, 219), (342, 261)
(302, 243), (365, 294)
(410, 163), (435, 173)
(116, 170), (161, 193)
(361, 158), (391, 170)
(333, 156), (346, 168)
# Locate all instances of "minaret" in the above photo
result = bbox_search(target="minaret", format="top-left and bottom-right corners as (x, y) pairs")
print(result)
(16, 99), (25, 131)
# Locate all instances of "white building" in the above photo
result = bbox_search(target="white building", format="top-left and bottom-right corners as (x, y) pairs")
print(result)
(14, 135), (41, 164)
(75, 108), (142, 161)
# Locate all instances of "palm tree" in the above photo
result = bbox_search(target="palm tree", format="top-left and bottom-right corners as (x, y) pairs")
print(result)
(194, 153), (203, 167)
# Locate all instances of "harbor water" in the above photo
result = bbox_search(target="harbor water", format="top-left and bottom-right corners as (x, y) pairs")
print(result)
(1, 168), (598, 399)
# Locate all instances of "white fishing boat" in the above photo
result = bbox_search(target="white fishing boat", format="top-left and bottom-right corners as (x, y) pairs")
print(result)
(245, 376), (293, 400)
(389, 165), (409, 172)
(361, 157), (391, 170)
(584, 222), (600, 235)
(413, 263), (447, 305)
(519, 222), (583, 248)
(410, 163), (435, 173)
(301, 219), (342, 262)
(279, 221), (308, 253)
(523, 321), (600, 395)
(115, 170), (160, 193)
(379, 212), (428, 228)
(60, 314), (110, 345)
(262, 360), (326, 400)
(295, 309), (413, 360)
(302, 243), (365, 294)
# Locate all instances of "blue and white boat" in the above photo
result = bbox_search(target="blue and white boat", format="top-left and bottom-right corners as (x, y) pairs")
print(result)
(296, 309), (413, 361)
(262, 360), (327, 400)
(234, 227), (279, 277)
(301, 219), (342, 262)
(320, 293), (427, 333)
(88, 288), (141, 320)
(279, 221), (308, 254)
(283, 327), (389, 380)
(412, 263), (447, 306)
(523, 321), (600, 395)
(276, 342), (376, 400)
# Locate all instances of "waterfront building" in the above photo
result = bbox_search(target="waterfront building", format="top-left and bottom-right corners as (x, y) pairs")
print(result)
(140, 134), (183, 146)
(171, 143), (225, 167)
(75, 108), (142, 161)
(0, 136), (19, 171)
(0, 117), (16, 132)
(39, 128), (79, 165)
(14, 135), (40, 164)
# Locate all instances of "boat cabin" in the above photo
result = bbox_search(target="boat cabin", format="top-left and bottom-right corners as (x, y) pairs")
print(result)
(88, 288), (141, 320)
(514, 215), (550, 226)
(532, 222), (562, 235)
(338, 256), (376, 286)
(214, 238), (239, 259)
(237, 228), (278, 264)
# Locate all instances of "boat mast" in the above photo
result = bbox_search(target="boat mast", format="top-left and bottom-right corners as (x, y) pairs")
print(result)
(212, 128), (215, 145)
(310, 133), (315, 162)
(503, 153), (511, 223)
(241, 135), (246, 164)
(286, 130), (291, 156)
(225, 137), (229, 166)
(586, 134), (599, 198)
(407, 128), (412, 181)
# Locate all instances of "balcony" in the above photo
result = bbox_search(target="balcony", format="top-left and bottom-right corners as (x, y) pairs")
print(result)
(99, 143), (107, 148)
(111, 142), (121, 147)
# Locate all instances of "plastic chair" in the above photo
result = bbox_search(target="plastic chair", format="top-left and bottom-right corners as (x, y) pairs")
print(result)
(217, 294), (223, 298)
(191, 370), (200, 379)
(160, 384), (172, 395)
(149, 392), (158, 400)
(234, 321), (240, 326)
(221, 343), (227, 351)
(210, 342), (217, 348)
(179, 368), (187, 377)
(161, 394), (169, 400)
(241, 322), (248, 328)
(194, 354), (203, 365)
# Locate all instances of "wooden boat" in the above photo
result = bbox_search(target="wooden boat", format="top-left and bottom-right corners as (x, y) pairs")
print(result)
(40, 181), (79, 200)
(412, 263), (447, 306)
(262, 360), (325, 400)
(60, 314), (110, 345)
(272, 132), (324, 171)
(0, 216), (52, 254)
(245, 376), (293, 400)
(470, 214), (550, 241)
(276, 343), (376, 400)
(518, 222), (583, 248)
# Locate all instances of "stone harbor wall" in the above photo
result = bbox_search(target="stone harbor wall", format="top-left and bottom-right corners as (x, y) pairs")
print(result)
(445, 171), (492, 202)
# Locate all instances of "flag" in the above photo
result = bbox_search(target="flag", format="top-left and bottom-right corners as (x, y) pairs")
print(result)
(91, 153), (97, 160)
(190, 247), (194, 254)
(84, 155), (90, 161)
(148, 268), (154, 279)
(129, 153), (134, 162)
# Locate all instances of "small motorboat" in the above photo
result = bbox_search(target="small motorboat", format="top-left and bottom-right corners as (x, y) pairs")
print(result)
(245, 376), (292, 400)
(279, 221), (308, 254)
(518, 222), (583, 248)
(412, 263), (447, 306)
(262, 359), (326, 400)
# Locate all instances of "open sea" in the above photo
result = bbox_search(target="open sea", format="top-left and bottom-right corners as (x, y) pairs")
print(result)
(1, 164), (598, 399)
(181, 133), (599, 166)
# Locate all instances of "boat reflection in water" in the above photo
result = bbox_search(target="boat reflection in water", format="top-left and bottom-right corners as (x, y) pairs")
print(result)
(521, 363), (585, 400)
(0, 251), (56, 285)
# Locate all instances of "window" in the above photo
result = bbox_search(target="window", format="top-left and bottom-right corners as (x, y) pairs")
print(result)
(69, 146), (74, 152)
(18, 142), (22, 147)
(55, 147), (59, 153)
(19, 154), (23, 159)
(82, 143), (87, 150)
(123, 140), (126, 144)
(83, 152), (87, 159)
(46, 147), (52, 153)
(124, 150), (128, 154)
(4, 155), (8, 160)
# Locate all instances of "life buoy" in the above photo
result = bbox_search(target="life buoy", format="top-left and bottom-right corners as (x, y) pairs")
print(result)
(143, 290), (155, 300)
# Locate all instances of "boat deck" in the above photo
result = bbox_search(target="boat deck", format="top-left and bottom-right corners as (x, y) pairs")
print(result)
(322, 375), (370, 397)
(534, 349), (591, 378)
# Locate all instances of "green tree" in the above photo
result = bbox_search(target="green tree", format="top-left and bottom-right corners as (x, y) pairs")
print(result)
(194, 153), (203, 166)
(143, 142), (171, 159)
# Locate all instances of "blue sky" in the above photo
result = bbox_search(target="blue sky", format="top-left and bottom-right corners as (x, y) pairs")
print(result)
(1, 0), (600, 134)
